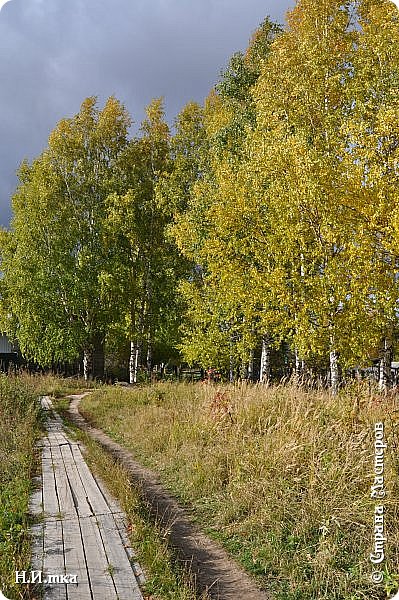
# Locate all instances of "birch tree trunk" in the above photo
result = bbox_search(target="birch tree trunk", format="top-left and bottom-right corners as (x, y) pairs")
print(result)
(82, 335), (104, 381)
(329, 349), (339, 396)
(379, 338), (392, 392)
(294, 346), (307, 377)
(260, 335), (271, 383)
(129, 340), (139, 384)
(83, 349), (90, 382)
(295, 348), (300, 375)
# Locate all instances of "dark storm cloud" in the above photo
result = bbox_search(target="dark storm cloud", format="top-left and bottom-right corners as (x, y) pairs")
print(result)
(0, 0), (294, 225)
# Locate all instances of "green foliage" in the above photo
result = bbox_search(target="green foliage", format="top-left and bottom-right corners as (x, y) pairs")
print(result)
(2, 2), (399, 384)
(167, 16), (283, 374)
(1, 96), (185, 376)
(1, 97), (131, 368)
(102, 99), (184, 374)
(168, 1), (399, 382)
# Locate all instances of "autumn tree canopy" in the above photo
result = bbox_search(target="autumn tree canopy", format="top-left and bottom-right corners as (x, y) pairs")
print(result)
(1, 0), (399, 389)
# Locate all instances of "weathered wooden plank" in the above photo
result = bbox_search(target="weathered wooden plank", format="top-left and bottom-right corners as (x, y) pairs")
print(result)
(53, 435), (70, 446)
(42, 446), (53, 459)
(51, 445), (77, 519)
(97, 513), (143, 600)
(30, 522), (44, 575)
(59, 444), (93, 518)
(43, 518), (67, 600)
(62, 517), (92, 600)
(34, 400), (145, 600)
(42, 458), (60, 518)
(41, 396), (52, 410)
(29, 472), (45, 575)
(94, 473), (124, 516)
(113, 513), (146, 588)
(29, 474), (43, 516)
(79, 515), (116, 600)
(70, 445), (112, 515)
(48, 431), (69, 446)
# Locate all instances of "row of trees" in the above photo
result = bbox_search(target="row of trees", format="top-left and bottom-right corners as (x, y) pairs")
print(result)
(0, 97), (182, 381)
(1, 0), (399, 392)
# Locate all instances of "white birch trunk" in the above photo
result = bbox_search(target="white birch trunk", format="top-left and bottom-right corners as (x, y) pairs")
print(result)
(379, 338), (392, 392)
(260, 335), (271, 383)
(83, 349), (90, 382)
(329, 349), (339, 396)
(146, 339), (152, 380)
(295, 347), (300, 376)
(129, 340), (139, 384)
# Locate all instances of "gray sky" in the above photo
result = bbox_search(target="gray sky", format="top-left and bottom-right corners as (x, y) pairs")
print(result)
(0, 0), (294, 226)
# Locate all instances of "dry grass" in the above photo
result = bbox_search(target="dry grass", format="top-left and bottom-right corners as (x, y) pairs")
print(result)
(56, 419), (208, 600)
(17, 371), (100, 398)
(80, 381), (399, 599)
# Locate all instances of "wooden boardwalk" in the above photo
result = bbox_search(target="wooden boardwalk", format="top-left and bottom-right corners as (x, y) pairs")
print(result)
(30, 397), (144, 600)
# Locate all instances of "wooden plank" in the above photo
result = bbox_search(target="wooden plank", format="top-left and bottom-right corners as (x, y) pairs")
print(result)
(29, 474), (43, 517)
(79, 516), (116, 600)
(94, 474), (124, 516)
(43, 518), (67, 600)
(41, 396), (52, 410)
(97, 514), (143, 600)
(30, 522), (44, 574)
(59, 444), (93, 519)
(48, 431), (69, 446)
(42, 458), (61, 518)
(113, 514), (146, 587)
(29, 472), (45, 574)
(51, 445), (77, 519)
(53, 435), (70, 446)
(70, 445), (112, 515)
(35, 401), (144, 600)
(62, 517), (92, 600)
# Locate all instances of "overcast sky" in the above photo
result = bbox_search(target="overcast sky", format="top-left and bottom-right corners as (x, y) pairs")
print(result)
(0, 0), (294, 225)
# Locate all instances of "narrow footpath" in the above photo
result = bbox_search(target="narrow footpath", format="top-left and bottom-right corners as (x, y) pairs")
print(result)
(29, 397), (145, 600)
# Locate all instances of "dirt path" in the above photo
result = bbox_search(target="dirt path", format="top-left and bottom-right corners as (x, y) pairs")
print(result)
(67, 394), (271, 600)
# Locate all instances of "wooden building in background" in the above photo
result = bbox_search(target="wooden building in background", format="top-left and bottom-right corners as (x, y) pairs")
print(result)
(0, 333), (19, 372)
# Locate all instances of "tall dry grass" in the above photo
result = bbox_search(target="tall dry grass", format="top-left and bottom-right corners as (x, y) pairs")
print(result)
(17, 371), (100, 398)
(80, 381), (399, 599)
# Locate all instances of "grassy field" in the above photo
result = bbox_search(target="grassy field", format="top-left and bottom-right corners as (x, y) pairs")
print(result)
(0, 375), (43, 599)
(21, 371), (100, 398)
(80, 381), (399, 600)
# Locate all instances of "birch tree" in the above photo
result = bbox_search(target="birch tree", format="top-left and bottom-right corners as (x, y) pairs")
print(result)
(170, 19), (282, 379)
(246, 0), (374, 392)
(1, 97), (131, 377)
(102, 99), (177, 383)
(341, 0), (399, 390)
